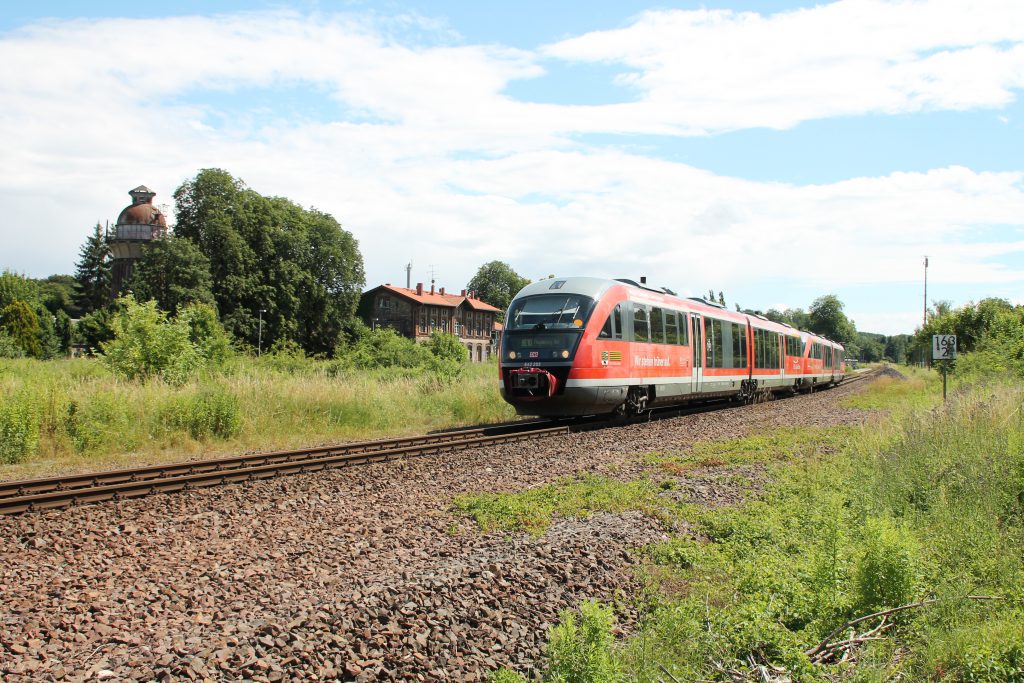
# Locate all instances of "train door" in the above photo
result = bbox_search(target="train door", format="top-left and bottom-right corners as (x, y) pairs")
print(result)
(690, 313), (703, 393)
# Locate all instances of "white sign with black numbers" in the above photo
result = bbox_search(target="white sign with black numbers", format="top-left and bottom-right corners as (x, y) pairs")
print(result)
(932, 334), (957, 360)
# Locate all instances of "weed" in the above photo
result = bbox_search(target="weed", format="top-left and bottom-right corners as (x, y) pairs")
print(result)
(454, 474), (660, 534)
(0, 389), (40, 463)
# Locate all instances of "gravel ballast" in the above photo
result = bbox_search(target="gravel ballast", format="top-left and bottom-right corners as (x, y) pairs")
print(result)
(1, 379), (876, 681)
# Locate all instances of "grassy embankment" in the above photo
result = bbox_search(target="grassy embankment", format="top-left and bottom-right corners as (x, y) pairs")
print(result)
(0, 356), (515, 479)
(462, 367), (1024, 682)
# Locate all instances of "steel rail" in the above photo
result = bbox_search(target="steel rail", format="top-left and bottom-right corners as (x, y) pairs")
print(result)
(0, 419), (558, 500)
(0, 425), (571, 515)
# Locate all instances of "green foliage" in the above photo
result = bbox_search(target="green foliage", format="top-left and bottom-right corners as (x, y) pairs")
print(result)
(546, 601), (624, 683)
(0, 330), (25, 359)
(0, 390), (41, 463)
(0, 299), (43, 357)
(0, 270), (39, 309)
(177, 302), (233, 366)
(36, 274), (79, 317)
(616, 381), (1024, 680)
(853, 517), (919, 613)
(466, 261), (530, 319)
(809, 294), (858, 349)
(154, 384), (241, 440)
(173, 168), (365, 355)
(342, 327), (431, 370)
(488, 668), (527, 683)
(63, 392), (139, 455)
(73, 222), (111, 315)
(425, 331), (468, 381)
(126, 236), (215, 314)
(101, 296), (202, 385)
(914, 298), (1024, 376)
(75, 306), (117, 352)
(455, 474), (659, 534)
(924, 615), (1024, 682)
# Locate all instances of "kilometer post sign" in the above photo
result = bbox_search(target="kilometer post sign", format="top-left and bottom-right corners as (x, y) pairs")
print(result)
(932, 334), (956, 401)
(932, 334), (957, 360)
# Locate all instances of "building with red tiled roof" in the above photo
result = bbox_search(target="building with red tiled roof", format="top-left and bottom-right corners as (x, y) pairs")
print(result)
(359, 282), (502, 362)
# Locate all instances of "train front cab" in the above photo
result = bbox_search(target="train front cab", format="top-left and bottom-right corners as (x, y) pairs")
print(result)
(500, 279), (627, 416)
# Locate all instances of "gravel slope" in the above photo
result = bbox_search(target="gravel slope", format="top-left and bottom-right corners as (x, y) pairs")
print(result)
(0, 380), (875, 682)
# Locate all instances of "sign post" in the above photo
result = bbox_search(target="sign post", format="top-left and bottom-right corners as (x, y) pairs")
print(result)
(932, 334), (957, 401)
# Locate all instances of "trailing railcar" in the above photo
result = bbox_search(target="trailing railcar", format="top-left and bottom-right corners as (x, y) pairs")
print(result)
(498, 277), (844, 417)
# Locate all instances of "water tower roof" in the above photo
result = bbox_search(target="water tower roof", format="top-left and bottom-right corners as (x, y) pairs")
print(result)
(116, 185), (166, 227)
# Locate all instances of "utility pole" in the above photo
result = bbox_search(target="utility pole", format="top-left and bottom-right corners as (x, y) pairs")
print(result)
(923, 256), (929, 329)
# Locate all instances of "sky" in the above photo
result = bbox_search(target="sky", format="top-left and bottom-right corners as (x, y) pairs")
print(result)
(1, 0), (1023, 335)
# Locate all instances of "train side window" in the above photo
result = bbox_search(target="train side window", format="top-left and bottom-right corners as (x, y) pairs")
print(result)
(633, 305), (650, 343)
(707, 318), (725, 368)
(677, 311), (689, 346)
(598, 304), (623, 340)
(665, 311), (680, 345)
(650, 307), (666, 344)
(733, 325), (746, 368)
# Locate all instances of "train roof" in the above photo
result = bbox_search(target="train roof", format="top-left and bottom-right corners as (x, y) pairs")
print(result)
(511, 277), (621, 302)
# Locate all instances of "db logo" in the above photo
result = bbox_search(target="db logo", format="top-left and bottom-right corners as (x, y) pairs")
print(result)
(529, 351), (539, 358)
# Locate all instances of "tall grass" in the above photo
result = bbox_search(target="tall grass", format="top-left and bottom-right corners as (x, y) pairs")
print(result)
(0, 356), (514, 477)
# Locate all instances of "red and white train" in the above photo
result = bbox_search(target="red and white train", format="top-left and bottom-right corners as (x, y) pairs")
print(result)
(499, 277), (845, 417)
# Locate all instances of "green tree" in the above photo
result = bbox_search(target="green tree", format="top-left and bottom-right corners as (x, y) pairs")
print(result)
(808, 295), (857, 346)
(0, 270), (38, 310)
(36, 274), (79, 318)
(75, 306), (117, 353)
(177, 302), (233, 366)
(74, 223), (111, 314)
(466, 261), (530, 319)
(173, 169), (364, 355)
(126, 236), (215, 314)
(0, 299), (43, 357)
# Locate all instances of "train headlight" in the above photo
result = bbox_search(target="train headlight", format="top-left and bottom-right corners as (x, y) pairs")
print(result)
(561, 350), (569, 359)
(508, 351), (517, 360)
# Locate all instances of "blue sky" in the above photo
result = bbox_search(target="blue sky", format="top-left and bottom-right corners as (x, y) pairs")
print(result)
(1, 1), (1023, 334)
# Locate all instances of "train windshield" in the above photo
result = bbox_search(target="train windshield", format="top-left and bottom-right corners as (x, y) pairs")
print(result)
(506, 294), (596, 331)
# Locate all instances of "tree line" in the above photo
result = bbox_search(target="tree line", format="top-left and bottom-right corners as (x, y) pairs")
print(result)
(1, 169), (366, 359)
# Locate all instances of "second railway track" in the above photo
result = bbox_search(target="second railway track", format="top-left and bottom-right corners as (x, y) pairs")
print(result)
(0, 369), (878, 516)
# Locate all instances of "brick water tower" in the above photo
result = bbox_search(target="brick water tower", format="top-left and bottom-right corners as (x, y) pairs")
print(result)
(109, 185), (167, 299)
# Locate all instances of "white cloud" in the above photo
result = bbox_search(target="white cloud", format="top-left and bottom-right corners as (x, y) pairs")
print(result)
(544, 0), (1024, 132)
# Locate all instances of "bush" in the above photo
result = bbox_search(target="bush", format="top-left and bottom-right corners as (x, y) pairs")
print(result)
(341, 327), (431, 370)
(101, 296), (202, 385)
(853, 516), (919, 613)
(155, 385), (241, 440)
(0, 390), (41, 463)
(546, 600), (623, 683)
(0, 299), (43, 357)
(177, 302), (233, 367)
(63, 393), (137, 455)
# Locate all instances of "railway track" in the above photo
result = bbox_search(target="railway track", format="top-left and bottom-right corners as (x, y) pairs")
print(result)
(0, 369), (879, 516)
(0, 420), (571, 515)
